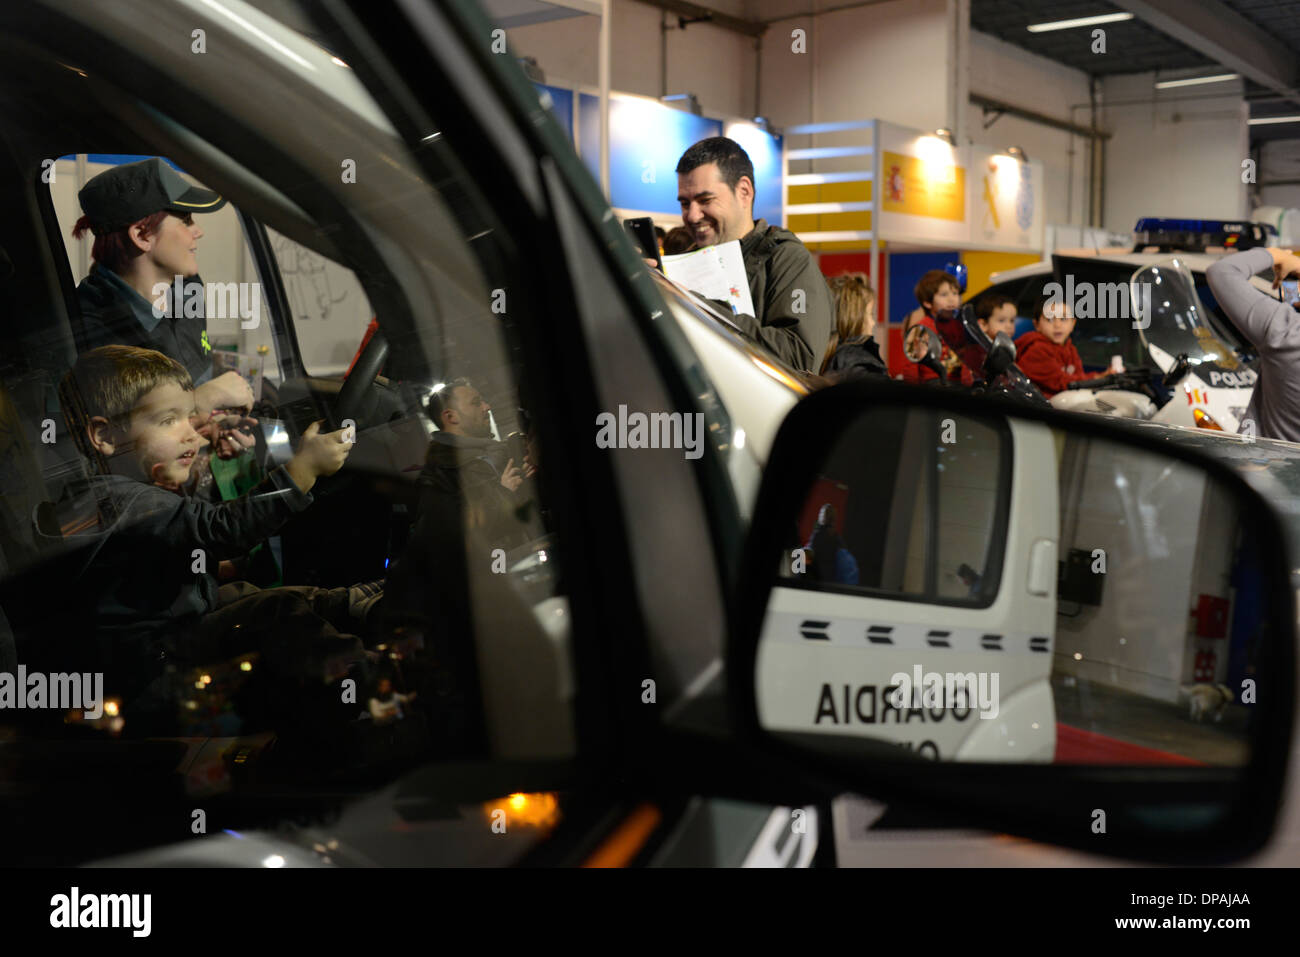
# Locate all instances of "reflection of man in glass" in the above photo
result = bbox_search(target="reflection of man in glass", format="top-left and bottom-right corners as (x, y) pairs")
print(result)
(805, 503), (858, 585)
(369, 676), (417, 725)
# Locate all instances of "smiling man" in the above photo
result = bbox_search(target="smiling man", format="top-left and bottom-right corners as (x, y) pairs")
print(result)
(675, 137), (832, 373)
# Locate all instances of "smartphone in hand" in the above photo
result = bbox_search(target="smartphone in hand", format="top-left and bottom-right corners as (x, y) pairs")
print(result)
(624, 217), (663, 272)
(1281, 279), (1300, 309)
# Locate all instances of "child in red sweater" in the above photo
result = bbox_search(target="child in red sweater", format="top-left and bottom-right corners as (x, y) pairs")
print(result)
(900, 270), (973, 386)
(1014, 296), (1118, 397)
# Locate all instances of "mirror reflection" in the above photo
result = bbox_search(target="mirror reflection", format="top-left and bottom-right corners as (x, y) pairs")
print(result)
(759, 406), (1259, 767)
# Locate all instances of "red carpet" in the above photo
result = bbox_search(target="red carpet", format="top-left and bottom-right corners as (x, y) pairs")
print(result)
(1055, 724), (1206, 766)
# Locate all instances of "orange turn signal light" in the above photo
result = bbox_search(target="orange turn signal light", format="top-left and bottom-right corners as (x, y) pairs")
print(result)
(1192, 408), (1223, 431)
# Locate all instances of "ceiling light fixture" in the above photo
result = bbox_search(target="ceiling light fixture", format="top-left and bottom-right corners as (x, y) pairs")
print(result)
(1248, 115), (1300, 126)
(1027, 12), (1133, 33)
(1154, 73), (1239, 89)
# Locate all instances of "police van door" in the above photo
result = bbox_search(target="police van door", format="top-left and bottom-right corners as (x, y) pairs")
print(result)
(754, 408), (1059, 762)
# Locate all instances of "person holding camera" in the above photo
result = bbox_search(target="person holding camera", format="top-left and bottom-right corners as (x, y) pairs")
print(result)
(1206, 246), (1300, 442)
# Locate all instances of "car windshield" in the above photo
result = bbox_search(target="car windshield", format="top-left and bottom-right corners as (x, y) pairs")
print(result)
(1132, 259), (1241, 368)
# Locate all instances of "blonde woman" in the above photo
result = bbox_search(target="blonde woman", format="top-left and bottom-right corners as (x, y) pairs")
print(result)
(820, 273), (887, 380)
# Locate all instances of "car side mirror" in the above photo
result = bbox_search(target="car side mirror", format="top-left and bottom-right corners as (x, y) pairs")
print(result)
(983, 331), (1017, 379)
(730, 382), (1294, 863)
(904, 324), (947, 383)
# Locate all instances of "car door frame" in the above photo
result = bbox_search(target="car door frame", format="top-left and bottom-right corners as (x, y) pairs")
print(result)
(236, 210), (310, 385)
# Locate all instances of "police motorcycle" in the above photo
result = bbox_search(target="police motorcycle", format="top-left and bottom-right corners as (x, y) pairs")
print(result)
(1123, 256), (1257, 433)
(1049, 255), (1257, 429)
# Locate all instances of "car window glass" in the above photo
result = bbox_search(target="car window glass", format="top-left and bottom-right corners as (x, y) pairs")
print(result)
(1013, 273), (1053, 322)
(264, 226), (374, 378)
(783, 409), (1009, 607)
(758, 407), (1258, 769)
(2, 15), (576, 859)
(1055, 262), (1145, 370)
(981, 276), (1028, 314)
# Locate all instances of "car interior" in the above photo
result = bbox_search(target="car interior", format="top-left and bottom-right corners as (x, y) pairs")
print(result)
(0, 32), (569, 799)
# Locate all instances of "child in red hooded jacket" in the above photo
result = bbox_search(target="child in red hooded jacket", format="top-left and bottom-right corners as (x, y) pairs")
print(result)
(1014, 295), (1119, 397)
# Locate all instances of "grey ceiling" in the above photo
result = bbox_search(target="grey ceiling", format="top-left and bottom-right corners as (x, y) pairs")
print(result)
(970, 0), (1218, 75)
(1220, 0), (1300, 61)
(971, 0), (1300, 138)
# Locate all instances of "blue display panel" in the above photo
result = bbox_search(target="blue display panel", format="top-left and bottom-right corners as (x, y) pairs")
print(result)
(578, 93), (722, 214)
(888, 251), (959, 325)
(723, 122), (783, 226)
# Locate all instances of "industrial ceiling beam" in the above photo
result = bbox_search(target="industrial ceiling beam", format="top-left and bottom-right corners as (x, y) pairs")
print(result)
(1114, 0), (1300, 109)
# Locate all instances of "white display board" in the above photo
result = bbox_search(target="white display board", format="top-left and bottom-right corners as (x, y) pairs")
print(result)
(872, 120), (1045, 252)
(968, 145), (1045, 252)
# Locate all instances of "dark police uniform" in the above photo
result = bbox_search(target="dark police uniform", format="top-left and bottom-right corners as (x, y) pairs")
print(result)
(76, 265), (213, 385)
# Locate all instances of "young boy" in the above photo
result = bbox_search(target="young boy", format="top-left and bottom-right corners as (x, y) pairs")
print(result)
(958, 293), (1019, 380)
(52, 344), (365, 708)
(976, 293), (1018, 342)
(900, 270), (973, 386)
(1014, 295), (1117, 397)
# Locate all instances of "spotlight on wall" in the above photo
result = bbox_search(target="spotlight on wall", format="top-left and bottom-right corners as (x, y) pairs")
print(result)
(1006, 145), (1028, 162)
(662, 93), (702, 116)
(934, 128), (955, 145)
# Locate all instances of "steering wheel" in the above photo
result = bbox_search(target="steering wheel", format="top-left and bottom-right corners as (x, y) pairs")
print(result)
(333, 326), (389, 431)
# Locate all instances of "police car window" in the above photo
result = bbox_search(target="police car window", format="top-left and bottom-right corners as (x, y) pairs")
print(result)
(0, 14), (576, 860)
(1056, 262), (1145, 371)
(981, 276), (1028, 313)
(788, 409), (1009, 607)
(1053, 429), (1254, 767)
(264, 226), (375, 378)
(1014, 274), (1053, 321)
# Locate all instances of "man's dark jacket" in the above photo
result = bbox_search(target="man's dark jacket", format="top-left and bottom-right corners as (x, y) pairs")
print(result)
(733, 219), (834, 373)
(413, 432), (534, 553)
(384, 432), (535, 632)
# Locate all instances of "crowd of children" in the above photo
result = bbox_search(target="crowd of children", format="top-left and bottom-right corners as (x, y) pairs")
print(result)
(817, 265), (1130, 404)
